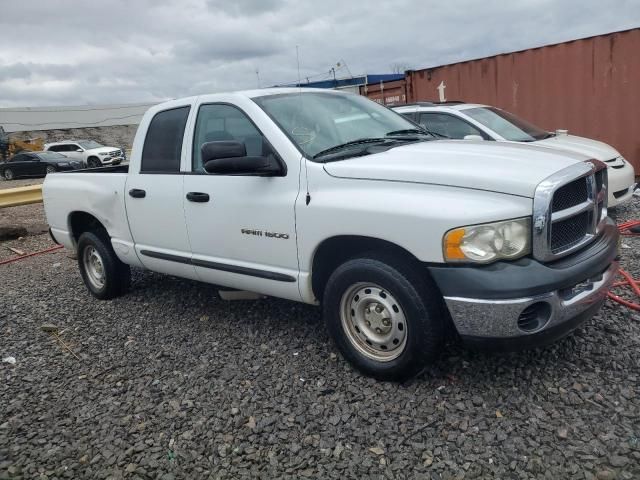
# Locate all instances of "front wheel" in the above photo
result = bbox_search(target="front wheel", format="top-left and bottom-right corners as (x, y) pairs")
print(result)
(77, 231), (131, 299)
(323, 252), (445, 381)
(87, 157), (101, 168)
(45, 165), (56, 174)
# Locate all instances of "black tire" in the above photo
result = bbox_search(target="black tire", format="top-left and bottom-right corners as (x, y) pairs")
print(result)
(323, 251), (445, 381)
(77, 231), (131, 300)
(3, 168), (14, 180)
(87, 157), (101, 168)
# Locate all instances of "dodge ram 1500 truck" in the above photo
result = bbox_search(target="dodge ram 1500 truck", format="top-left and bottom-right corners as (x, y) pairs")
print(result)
(43, 88), (619, 380)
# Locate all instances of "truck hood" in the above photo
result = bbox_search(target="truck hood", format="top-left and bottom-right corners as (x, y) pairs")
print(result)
(88, 146), (120, 154)
(533, 134), (620, 161)
(323, 140), (590, 198)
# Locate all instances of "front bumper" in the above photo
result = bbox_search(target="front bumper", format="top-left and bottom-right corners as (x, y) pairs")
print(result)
(101, 156), (124, 165)
(607, 162), (636, 207)
(429, 219), (619, 349)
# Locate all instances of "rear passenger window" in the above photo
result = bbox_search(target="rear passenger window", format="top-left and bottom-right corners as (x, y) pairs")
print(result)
(141, 106), (190, 173)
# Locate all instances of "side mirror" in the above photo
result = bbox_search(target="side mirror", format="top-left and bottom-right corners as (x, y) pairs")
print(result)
(201, 141), (281, 175)
(463, 134), (484, 141)
(76, 148), (84, 152)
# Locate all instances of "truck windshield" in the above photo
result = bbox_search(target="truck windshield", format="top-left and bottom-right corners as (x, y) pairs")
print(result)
(253, 92), (430, 159)
(464, 107), (552, 142)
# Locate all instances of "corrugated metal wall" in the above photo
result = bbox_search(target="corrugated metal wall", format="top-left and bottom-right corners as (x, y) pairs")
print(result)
(362, 80), (408, 106)
(364, 28), (640, 171)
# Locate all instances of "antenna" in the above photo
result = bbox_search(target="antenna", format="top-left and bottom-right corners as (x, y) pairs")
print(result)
(339, 59), (353, 78)
(255, 69), (261, 88)
(295, 45), (311, 205)
(296, 45), (302, 88)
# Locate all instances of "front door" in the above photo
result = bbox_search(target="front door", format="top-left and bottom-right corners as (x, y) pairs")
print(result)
(124, 103), (199, 280)
(182, 101), (301, 300)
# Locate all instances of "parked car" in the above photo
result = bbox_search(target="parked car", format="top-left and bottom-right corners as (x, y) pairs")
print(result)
(44, 140), (125, 168)
(1, 151), (82, 180)
(43, 89), (618, 380)
(393, 102), (636, 207)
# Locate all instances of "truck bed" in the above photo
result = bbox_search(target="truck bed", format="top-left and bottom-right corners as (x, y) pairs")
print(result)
(68, 164), (129, 174)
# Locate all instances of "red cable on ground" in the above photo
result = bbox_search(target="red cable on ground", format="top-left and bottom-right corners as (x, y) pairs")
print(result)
(0, 244), (64, 266)
(607, 219), (640, 311)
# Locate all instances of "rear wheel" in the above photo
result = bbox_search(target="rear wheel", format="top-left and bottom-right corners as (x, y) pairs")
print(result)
(3, 168), (14, 180)
(77, 231), (131, 299)
(323, 252), (445, 381)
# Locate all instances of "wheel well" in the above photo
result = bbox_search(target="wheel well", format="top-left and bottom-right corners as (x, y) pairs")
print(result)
(69, 211), (107, 243)
(311, 236), (420, 301)
(87, 156), (99, 163)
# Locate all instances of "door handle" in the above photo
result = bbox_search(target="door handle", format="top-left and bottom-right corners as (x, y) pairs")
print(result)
(186, 192), (210, 203)
(128, 188), (146, 198)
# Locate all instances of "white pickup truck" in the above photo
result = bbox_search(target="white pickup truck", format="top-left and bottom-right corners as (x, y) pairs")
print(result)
(43, 88), (619, 380)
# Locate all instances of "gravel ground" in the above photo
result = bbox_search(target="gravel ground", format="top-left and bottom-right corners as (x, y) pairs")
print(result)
(0, 178), (48, 238)
(1, 201), (639, 479)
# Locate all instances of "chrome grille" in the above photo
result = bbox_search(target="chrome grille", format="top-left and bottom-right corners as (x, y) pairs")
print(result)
(552, 180), (588, 211)
(550, 210), (590, 252)
(533, 160), (607, 262)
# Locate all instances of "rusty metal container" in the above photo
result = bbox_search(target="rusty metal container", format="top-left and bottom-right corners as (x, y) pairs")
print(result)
(365, 29), (640, 171)
(360, 79), (408, 106)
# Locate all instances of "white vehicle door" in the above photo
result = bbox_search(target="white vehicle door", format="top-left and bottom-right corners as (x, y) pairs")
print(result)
(182, 99), (302, 300)
(65, 143), (85, 162)
(124, 104), (199, 280)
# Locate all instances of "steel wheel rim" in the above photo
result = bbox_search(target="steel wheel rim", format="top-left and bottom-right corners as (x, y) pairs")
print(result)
(83, 245), (106, 289)
(340, 282), (408, 362)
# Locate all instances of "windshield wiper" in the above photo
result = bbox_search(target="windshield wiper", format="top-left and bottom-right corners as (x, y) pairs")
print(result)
(536, 132), (555, 140)
(313, 138), (389, 159)
(386, 128), (449, 139)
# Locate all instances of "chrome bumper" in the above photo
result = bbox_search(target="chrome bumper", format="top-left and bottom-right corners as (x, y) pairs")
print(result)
(444, 261), (618, 339)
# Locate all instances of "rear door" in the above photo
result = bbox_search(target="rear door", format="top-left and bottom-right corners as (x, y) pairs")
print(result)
(7, 154), (29, 176)
(124, 104), (198, 280)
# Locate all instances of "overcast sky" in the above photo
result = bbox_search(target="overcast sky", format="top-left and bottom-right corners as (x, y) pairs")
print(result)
(0, 0), (638, 107)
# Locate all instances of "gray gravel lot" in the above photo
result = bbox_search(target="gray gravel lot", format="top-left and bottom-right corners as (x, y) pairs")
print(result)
(0, 178), (48, 239)
(1, 202), (639, 479)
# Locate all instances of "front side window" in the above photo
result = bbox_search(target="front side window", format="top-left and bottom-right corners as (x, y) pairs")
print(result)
(141, 106), (190, 173)
(253, 92), (421, 159)
(192, 104), (271, 172)
(419, 113), (483, 139)
(464, 107), (549, 141)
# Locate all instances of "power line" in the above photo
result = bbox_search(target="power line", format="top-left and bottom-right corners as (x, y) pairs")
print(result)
(3, 112), (145, 128)
(0, 103), (157, 113)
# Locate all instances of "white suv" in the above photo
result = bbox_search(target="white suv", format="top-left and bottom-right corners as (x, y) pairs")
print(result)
(44, 140), (125, 168)
(393, 102), (636, 207)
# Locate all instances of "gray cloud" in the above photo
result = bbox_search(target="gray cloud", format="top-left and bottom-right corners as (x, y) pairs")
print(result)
(0, 0), (638, 107)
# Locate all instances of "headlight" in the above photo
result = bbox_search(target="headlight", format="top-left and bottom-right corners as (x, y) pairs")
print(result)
(100, 152), (110, 156)
(443, 217), (531, 263)
(58, 162), (69, 166)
